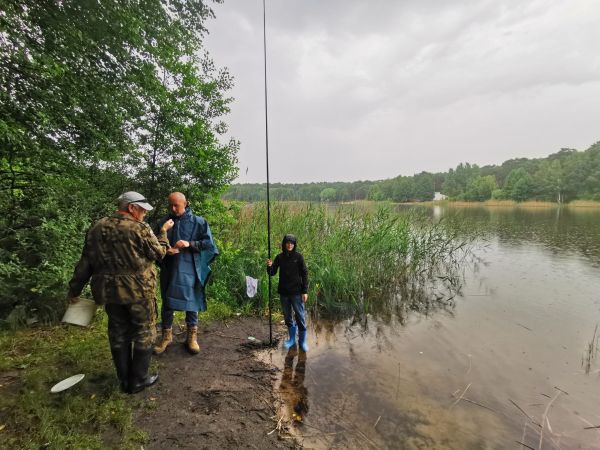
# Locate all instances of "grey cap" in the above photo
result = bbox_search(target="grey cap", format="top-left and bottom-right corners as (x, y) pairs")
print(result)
(117, 191), (154, 211)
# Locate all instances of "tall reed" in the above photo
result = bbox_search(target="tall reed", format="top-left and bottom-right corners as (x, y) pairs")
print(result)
(209, 203), (477, 319)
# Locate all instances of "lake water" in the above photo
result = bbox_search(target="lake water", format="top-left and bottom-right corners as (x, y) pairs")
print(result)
(266, 205), (600, 449)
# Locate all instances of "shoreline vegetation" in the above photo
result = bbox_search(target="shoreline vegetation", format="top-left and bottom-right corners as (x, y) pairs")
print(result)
(223, 142), (600, 205)
(226, 198), (600, 208)
(216, 202), (477, 318)
(421, 199), (600, 208)
(0, 202), (477, 448)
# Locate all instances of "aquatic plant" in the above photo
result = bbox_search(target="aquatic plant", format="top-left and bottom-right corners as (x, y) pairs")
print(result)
(209, 203), (477, 319)
(582, 323), (599, 375)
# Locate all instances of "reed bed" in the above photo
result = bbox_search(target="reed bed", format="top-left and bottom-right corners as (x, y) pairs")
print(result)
(567, 200), (600, 208)
(210, 203), (477, 318)
(445, 200), (556, 208)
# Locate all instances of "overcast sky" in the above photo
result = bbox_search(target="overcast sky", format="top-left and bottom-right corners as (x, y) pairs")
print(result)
(204, 0), (600, 184)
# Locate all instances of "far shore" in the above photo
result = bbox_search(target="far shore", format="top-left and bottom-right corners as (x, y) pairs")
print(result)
(225, 199), (600, 208)
(418, 199), (600, 208)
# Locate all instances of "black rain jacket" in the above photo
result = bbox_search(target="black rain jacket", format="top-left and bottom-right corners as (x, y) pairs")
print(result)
(266, 235), (308, 295)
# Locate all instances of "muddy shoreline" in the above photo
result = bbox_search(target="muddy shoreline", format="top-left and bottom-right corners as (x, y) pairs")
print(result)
(134, 317), (297, 449)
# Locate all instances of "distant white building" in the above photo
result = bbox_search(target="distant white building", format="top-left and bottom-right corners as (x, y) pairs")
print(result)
(433, 192), (447, 201)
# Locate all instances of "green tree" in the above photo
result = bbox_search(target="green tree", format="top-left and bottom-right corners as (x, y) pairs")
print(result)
(320, 188), (337, 202)
(368, 185), (385, 201)
(412, 172), (435, 201)
(0, 0), (237, 321)
(391, 177), (414, 202)
(504, 168), (534, 201)
(464, 176), (498, 201)
(442, 163), (480, 198)
(534, 160), (565, 202)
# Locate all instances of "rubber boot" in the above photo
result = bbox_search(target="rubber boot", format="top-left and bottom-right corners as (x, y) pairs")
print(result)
(128, 348), (159, 394)
(186, 326), (200, 354)
(110, 345), (131, 393)
(298, 330), (308, 353)
(283, 325), (297, 350)
(153, 328), (173, 355)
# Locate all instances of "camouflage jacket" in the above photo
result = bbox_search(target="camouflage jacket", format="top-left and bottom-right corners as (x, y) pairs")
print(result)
(68, 213), (170, 305)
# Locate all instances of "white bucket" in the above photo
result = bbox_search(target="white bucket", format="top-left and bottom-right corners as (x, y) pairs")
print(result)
(62, 298), (97, 327)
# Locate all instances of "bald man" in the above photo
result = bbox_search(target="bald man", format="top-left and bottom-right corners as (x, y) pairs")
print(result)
(153, 192), (219, 355)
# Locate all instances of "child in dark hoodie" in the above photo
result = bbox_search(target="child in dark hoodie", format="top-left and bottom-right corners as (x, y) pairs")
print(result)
(267, 234), (309, 352)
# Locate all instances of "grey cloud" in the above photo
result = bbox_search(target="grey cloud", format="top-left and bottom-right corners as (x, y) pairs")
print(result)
(205, 0), (600, 183)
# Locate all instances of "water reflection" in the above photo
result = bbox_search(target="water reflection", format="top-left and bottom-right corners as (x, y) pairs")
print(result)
(313, 271), (465, 327)
(403, 204), (600, 267)
(279, 348), (309, 423)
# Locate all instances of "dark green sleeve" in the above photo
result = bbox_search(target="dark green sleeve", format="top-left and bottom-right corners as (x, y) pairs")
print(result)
(67, 241), (93, 297)
(141, 223), (170, 261)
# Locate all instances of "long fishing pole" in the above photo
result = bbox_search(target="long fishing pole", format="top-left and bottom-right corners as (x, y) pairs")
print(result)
(263, 0), (273, 345)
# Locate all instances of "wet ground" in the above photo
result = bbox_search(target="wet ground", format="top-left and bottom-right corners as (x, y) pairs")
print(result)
(134, 317), (297, 449)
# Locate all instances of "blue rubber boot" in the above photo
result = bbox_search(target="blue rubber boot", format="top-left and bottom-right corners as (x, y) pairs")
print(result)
(298, 330), (308, 353)
(283, 325), (297, 349)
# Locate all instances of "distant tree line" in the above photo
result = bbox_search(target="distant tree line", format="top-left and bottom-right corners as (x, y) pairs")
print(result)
(223, 142), (600, 204)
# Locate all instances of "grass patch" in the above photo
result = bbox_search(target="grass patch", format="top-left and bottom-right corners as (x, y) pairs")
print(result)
(0, 311), (146, 450)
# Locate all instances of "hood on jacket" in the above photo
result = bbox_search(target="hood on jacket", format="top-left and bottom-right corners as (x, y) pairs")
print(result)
(281, 234), (297, 252)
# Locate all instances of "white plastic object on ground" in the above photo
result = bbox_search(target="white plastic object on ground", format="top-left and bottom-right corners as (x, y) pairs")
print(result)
(50, 374), (85, 393)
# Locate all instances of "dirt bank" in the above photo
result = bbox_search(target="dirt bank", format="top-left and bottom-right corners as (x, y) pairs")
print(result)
(134, 317), (297, 449)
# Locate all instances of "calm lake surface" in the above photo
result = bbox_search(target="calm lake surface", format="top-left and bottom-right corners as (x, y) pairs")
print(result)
(266, 205), (600, 449)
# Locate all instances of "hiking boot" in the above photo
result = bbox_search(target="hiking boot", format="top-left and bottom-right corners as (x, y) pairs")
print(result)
(128, 348), (159, 394)
(187, 325), (200, 354)
(153, 328), (173, 355)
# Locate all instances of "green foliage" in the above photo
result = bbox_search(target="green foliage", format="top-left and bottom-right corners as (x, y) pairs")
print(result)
(504, 168), (535, 201)
(224, 142), (600, 204)
(368, 185), (385, 201)
(0, 0), (238, 322)
(215, 203), (475, 318)
(464, 175), (498, 201)
(491, 188), (507, 200)
(319, 187), (337, 202)
(442, 163), (480, 198)
(534, 160), (565, 202)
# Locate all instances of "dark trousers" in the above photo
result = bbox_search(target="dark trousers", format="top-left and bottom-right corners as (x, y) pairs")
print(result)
(280, 294), (307, 331)
(105, 301), (156, 351)
(161, 304), (198, 328)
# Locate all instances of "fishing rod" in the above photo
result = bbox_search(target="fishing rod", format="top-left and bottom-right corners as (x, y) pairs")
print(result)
(263, 0), (273, 346)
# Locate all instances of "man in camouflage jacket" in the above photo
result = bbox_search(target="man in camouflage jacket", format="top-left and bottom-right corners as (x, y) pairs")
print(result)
(67, 191), (174, 393)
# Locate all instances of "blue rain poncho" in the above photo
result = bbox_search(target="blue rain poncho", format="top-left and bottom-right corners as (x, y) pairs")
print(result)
(158, 208), (218, 312)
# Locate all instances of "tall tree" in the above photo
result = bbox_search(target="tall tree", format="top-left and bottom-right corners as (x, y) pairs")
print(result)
(0, 0), (237, 321)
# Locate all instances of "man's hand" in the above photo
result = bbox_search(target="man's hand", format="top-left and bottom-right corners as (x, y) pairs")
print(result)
(266, 259), (273, 267)
(67, 295), (80, 304)
(166, 247), (180, 255)
(302, 294), (308, 303)
(161, 219), (175, 232)
(174, 240), (190, 249)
